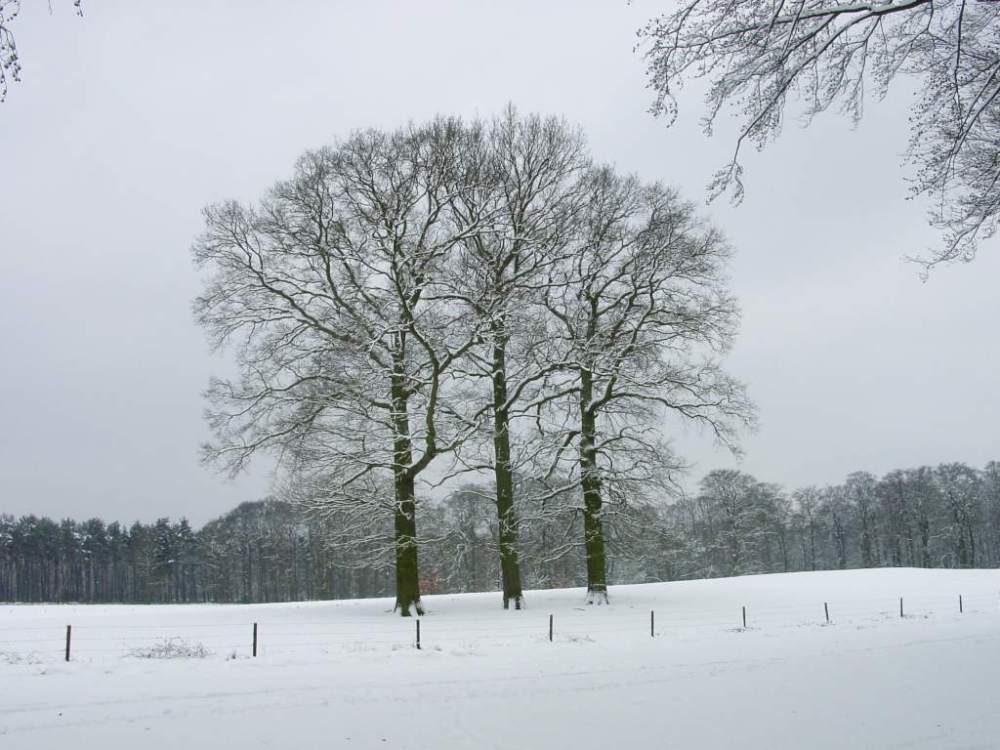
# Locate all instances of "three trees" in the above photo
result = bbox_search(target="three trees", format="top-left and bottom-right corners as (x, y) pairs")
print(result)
(194, 110), (750, 614)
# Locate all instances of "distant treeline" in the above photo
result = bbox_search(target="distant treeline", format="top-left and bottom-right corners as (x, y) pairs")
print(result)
(2, 460), (998, 604)
(658, 462), (1000, 581)
(0, 503), (362, 604)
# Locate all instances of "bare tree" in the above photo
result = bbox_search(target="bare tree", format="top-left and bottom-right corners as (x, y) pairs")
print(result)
(845, 471), (879, 567)
(935, 462), (982, 566)
(877, 469), (915, 566)
(440, 108), (589, 609)
(982, 461), (1000, 564)
(696, 470), (787, 576)
(193, 120), (482, 616)
(537, 169), (754, 603)
(791, 487), (823, 570)
(638, 0), (1000, 267)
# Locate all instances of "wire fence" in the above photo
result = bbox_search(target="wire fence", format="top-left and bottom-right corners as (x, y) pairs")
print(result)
(1, 590), (998, 663)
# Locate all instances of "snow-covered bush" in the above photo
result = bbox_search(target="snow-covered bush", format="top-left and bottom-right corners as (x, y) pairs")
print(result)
(127, 638), (211, 659)
(0, 650), (42, 665)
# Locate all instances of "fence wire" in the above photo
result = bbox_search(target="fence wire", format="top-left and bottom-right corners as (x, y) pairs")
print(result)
(1, 591), (997, 663)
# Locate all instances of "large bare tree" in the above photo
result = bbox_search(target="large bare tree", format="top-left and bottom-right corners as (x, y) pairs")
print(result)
(439, 108), (589, 609)
(194, 120), (482, 616)
(537, 169), (754, 603)
(638, 0), (1000, 267)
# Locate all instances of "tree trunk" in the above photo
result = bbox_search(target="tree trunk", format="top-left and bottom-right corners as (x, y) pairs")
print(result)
(491, 322), (524, 610)
(579, 370), (608, 604)
(393, 471), (422, 616)
(391, 371), (423, 617)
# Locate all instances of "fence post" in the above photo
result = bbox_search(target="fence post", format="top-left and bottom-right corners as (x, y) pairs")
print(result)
(824, 602), (830, 624)
(65, 625), (72, 662)
(899, 597), (904, 618)
(959, 595), (963, 613)
(252, 622), (258, 657)
(650, 610), (655, 638)
(742, 606), (747, 629)
(549, 614), (553, 642)
(416, 619), (421, 650)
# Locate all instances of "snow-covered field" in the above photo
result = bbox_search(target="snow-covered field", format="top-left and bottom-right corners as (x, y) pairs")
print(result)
(2, 568), (999, 749)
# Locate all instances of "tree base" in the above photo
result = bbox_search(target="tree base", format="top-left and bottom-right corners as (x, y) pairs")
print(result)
(585, 587), (609, 605)
(394, 597), (425, 617)
(503, 593), (524, 610)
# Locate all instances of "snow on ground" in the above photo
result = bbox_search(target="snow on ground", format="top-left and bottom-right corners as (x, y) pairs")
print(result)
(2, 568), (999, 749)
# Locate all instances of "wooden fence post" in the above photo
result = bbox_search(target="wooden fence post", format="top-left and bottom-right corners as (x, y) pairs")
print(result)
(959, 595), (963, 614)
(548, 614), (553, 642)
(416, 619), (421, 650)
(252, 622), (258, 657)
(65, 625), (71, 662)
(650, 610), (655, 638)
(899, 597), (904, 618)
(742, 606), (747, 629)
(824, 602), (830, 624)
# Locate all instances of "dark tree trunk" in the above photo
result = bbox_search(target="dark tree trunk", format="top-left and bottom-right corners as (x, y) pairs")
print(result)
(579, 370), (608, 604)
(393, 471), (422, 616)
(491, 321), (524, 610)
(391, 371), (423, 617)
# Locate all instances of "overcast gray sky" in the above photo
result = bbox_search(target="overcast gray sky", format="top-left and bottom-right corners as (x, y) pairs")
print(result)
(1, 0), (997, 526)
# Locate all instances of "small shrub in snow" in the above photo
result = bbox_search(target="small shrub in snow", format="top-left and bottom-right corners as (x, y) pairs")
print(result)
(127, 638), (211, 659)
(0, 650), (42, 665)
(345, 642), (378, 653)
